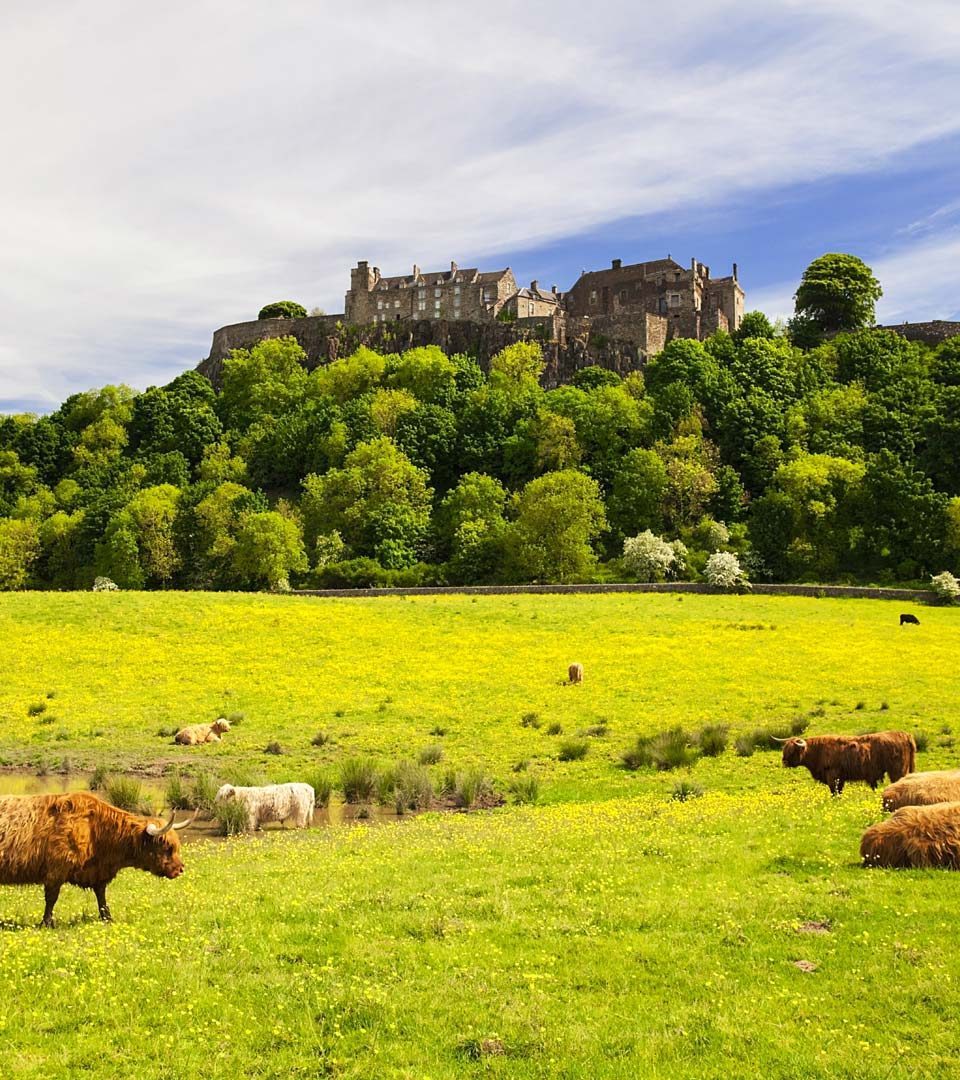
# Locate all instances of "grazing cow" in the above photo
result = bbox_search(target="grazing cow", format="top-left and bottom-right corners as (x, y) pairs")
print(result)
(215, 783), (315, 831)
(175, 717), (231, 746)
(861, 801), (960, 869)
(0, 793), (194, 926)
(882, 769), (960, 811)
(776, 731), (916, 794)
(568, 663), (584, 684)
(900, 613), (920, 626)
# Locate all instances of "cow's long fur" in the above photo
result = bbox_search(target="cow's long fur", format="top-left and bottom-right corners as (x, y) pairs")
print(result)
(882, 769), (960, 811)
(0, 793), (185, 925)
(861, 801), (960, 869)
(175, 718), (231, 745)
(215, 783), (315, 831)
(781, 731), (916, 794)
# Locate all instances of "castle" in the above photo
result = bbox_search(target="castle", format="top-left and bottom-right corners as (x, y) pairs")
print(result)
(345, 255), (744, 355)
(200, 253), (747, 388)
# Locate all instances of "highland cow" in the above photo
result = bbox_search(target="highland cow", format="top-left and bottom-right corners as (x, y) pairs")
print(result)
(776, 731), (916, 794)
(861, 801), (960, 869)
(214, 783), (315, 831)
(0, 793), (194, 926)
(882, 769), (960, 811)
(899, 613), (920, 626)
(568, 663), (584, 685)
(175, 717), (231, 746)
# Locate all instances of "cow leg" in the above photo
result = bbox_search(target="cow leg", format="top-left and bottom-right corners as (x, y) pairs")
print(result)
(41, 883), (61, 928)
(93, 883), (112, 922)
(834, 778), (845, 795)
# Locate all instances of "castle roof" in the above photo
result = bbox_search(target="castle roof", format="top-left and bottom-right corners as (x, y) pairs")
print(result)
(576, 258), (683, 282)
(373, 267), (512, 290)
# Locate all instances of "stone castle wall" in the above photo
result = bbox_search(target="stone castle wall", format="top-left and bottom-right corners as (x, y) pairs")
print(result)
(197, 313), (649, 387)
(882, 320), (960, 346)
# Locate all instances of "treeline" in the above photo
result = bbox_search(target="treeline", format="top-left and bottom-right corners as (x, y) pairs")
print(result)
(2, 317), (960, 591)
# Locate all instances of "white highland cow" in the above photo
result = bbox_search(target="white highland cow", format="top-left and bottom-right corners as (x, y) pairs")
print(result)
(215, 783), (315, 831)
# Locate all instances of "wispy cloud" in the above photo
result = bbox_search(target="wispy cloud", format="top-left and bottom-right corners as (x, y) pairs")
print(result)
(1, 0), (959, 407)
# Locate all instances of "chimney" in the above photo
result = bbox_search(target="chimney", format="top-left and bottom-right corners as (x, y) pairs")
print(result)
(530, 279), (538, 292)
(373, 266), (380, 283)
(733, 262), (738, 282)
(358, 260), (368, 272)
(612, 258), (622, 270)
(450, 260), (458, 276)
(412, 264), (420, 280)
(551, 285), (558, 295)
(691, 257), (697, 274)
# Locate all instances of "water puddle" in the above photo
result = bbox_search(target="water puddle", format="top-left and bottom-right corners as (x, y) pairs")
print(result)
(0, 771), (407, 842)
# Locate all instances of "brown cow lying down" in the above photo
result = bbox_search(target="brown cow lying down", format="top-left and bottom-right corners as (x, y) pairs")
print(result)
(883, 769), (960, 811)
(861, 801), (960, 869)
(175, 717), (231, 745)
(777, 731), (916, 794)
(0, 793), (195, 926)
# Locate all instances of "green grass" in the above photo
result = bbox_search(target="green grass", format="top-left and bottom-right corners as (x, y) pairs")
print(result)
(1, 591), (959, 1077)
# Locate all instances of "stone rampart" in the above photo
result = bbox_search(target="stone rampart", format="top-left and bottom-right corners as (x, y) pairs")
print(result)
(197, 314), (647, 388)
(881, 321), (960, 346)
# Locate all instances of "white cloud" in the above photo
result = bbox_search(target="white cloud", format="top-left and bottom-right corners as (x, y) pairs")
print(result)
(1, 0), (959, 407)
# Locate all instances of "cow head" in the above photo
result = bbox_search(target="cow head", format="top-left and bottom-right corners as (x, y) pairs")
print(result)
(139, 810), (195, 879)
(215, 784), (236, 803)
(211, 718), (231, 735)
(778, 737), (807, 768)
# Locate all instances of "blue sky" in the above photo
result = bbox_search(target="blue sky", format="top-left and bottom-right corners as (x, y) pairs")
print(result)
(2, 0), (959, 412)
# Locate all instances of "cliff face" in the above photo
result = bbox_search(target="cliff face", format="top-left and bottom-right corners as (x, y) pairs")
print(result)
(196, 314), (646, 388)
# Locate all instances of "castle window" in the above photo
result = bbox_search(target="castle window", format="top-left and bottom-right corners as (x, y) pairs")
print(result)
(528, 302), (534, 316)
(658, 298), (668, 314)
(589, 290), (597, 304)
(418, 288), (425, 298)
(417, 300), (426, 312)
(377, 300), (383, 310)
(434, 288), (441, 297)
(619, 290), (628, 304)
(454, 285), (460, 294)
(394, 300), (400, 308)
(668, 293), (681, 307)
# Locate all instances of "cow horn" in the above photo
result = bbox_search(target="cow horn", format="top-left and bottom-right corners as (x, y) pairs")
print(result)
(146, 809), (177, 837)
(795, 738), (807, 748)
(770, 736), (789, 744)
(171, 810), (199, 831)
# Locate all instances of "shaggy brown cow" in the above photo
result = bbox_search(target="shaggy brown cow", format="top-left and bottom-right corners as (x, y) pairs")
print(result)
(568, 663), (584, 685)
(0, 793), (194, 926)
(776, 731), (916, 794)
(861, 801), (960, 869)
(175, 717), (231, 746)
(882, 769), (960, 811)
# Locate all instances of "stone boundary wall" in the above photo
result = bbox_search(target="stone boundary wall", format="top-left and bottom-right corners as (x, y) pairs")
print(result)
(292, 582), (932, 602)
(881, 321), (960, 346)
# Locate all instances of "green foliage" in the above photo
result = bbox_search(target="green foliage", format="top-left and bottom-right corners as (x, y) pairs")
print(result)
(105, 776), (153, 815)
(340, 757), (380, 803)
(696, 723), (729, 757)
(557, 737), (589, 761)
(793, 253), (882, 334)
(418, 744), (443, 765)
(307, 771), (334, 808)
(506, 469), (606, 583)
(649, 727), (699, 771)
(216, 796), (252, 836)
(509, 774), (540, 804)
(258, 301), (308, 320)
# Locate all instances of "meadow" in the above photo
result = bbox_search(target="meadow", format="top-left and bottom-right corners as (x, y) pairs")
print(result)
(1, 591), (959, 1078)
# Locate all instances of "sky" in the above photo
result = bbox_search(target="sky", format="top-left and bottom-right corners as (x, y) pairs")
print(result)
(2, 0), (959, 413)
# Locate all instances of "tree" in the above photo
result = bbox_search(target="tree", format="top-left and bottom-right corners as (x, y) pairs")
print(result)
(258, 301), (307, 320)
(607, 447), (668, 540)
(0, 518), (41, 590)
(732, 311), (776, 344)
(300, 438), (432, 569)
(231, 511), (307, 589)
(793, 254), (882, 334)
(97, 485), (182, 588)
(220, 337), (308, 430)
(505, 470), (607, 583)
(435, 472), (508, 560)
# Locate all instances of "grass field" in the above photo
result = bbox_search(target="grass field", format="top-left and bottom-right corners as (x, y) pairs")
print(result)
(1, 592), (959, 1078)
